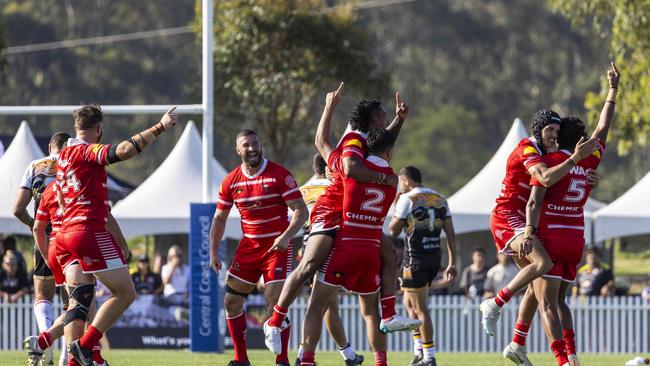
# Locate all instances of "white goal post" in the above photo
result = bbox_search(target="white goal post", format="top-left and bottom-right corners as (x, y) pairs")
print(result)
(0, 0), (215, 202)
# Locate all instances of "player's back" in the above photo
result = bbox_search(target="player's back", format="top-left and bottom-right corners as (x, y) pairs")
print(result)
(495, 137), (544, 214)
(314, 130), (368, 212)
(338, 155), (396, 244)
(22, 155), (58, 211)
(56, 139), (110, 231)
(400, 187), (450, 257)
(533, 141), (605, 235)
(36, 183), (63, 234)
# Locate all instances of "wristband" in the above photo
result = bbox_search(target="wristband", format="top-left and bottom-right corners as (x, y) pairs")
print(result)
(525, 225), (537, 234)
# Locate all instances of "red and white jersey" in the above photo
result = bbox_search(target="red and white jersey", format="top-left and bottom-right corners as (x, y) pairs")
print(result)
(314, 130), (368, 214)
(56, 138), (111, 232)
(531, 140), (605, 236)
(494, 137), (544, 214)
(337, 155), (396, 245)
(217, 159), (303, 240)
(34, 182), (63, 235)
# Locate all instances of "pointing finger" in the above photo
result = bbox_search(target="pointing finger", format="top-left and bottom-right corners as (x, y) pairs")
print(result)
(336, 82), (344, 94)
(611, 61), (619, 75)
(166, 106), (178, 114)
(395, 91), (401, 106)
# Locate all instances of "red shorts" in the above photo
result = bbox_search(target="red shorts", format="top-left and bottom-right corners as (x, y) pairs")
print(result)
(227, 236), (293, 285)
(47, 237), (66, 287)
(538, 231), (584, 282)
(57, 230), (126, 273)
(490, 210), (526, 255)
(317, 241), (381, 295)
(309, 199), (341, 236)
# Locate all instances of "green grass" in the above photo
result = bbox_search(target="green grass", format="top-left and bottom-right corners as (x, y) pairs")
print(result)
(0, 350), (636, 366)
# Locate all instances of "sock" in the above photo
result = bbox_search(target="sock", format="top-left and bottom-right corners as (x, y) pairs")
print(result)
(412, 332), (422, 355)
(92, 345), (104, 364)
(512, 321), (531, 347)
(380, 296), (396, 320)
(37, 331), (53, 351)
(79, 325), (103, 351)
(297, 344), (304, 360)
(227, 313), (248, 363)
(422, 341), (436, 361)
(68, 355), (81, 366)
(60, 337), (68, 366)
(275, 320), (291, 364)
(550, 339), (569, 366)
(301, 350), (315, 366)
(33, 300), (53, 333)
(269, 304), (288, 328)
(338, 343), (356, 361)
(494, 287), (512, 308)
(563, 329), (576, 356)
(374, 351), (387, 366)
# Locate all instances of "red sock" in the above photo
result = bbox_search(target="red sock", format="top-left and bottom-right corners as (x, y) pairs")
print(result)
(275, 322), (291, 364)
(563, 329), (576, 356)
(227, 313), (248, 363)
(374, 351), (388, 366)
(79, 325), (103, 351)
(301, 350), (315, 366)
(512, 321), (531, 346)
(68, 355), (81, 366)
(92, 345), (104, 364)
(494, 287), (512, 307)
(550, 339), (569, 366)
(380, 296), (396, 320)
(269, 304), (288, 328)
(37, 331), (53, 351)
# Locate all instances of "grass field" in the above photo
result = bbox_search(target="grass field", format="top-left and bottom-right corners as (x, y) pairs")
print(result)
(0, 350), (637, 366)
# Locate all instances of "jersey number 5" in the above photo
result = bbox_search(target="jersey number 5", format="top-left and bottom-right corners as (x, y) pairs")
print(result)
(564, 178), (587, 203)
(361, 188), (385, 213)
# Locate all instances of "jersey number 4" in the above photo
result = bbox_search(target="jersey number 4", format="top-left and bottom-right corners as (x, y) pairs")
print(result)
(361, 188), (385, 213)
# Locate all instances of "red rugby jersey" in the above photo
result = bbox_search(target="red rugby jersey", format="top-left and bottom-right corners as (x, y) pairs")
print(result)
(336, 155), (396, 245)
(56, 138), (111, 231)
(313, 130), (368, 214)
(217, 159), (303, 240)
(494, 137), (544, 214)
(530, 140), (605, 236)
(35, 182), (63, 235)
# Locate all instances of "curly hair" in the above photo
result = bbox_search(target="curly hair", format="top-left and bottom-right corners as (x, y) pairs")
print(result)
(558, 116), (587, 150)
(367, 128), (396, 155)
(348, 100), (382, 133)
(73, 104), (103, 130)
(530, 109), (562, 151)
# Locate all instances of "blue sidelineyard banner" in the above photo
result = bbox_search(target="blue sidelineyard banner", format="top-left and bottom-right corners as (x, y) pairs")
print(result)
(189, 203), (226, 352)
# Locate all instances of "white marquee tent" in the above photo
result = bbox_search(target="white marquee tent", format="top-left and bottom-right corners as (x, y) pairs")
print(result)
(0, 121), (45, 235)
(112, 121), (243, 239)
(447, 118), (604, 243)
(593, 170), (650, 242)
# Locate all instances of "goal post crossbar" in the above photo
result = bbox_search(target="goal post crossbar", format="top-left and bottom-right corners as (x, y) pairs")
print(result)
(0, 104), (204, 115)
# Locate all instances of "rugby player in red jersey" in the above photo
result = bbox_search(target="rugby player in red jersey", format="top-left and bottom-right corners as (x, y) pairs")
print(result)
(480, 109), (599, 362)
(300, 126), (398, 366)
(55, 104), (177, 366)
(209, 129), (308, 366)
(265, 83), (418, 355)
(524, 63), (619, 366)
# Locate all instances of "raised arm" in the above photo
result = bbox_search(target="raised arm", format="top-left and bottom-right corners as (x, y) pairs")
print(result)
(592, 62), (620, 143)
(527, 136), (597, 187)
(315, 83), (344, 162)
(209, 207), (230, 273)
(107, 106), (177, 164)
(386, 91), (409, 139)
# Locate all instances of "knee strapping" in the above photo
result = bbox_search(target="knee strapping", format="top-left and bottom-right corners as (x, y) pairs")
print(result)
(63, 284), (94, 325)
(225, 284), (249, 298)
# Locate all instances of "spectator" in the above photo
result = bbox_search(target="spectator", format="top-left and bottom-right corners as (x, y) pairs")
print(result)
(132, 255), (163, 296)
(0, 251), (29, 303)
(641, 276), (650, 303)
(483, 253), (518, 298)
(161, 245), (189, 305)
(2, 237), (27, 276)
(460, 247), (488, 299)
(575, 246), (614, 297)
(152, 253), (164, 274)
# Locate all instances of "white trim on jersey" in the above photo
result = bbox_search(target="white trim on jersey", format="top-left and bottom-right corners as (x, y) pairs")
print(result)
(343, 220), (384, 230)
(282, 187), (300, 197)
(217, 198), (233, 206)
(230, 177), (277, 189)
(233, 193), (280, 203)
(547, 224), (584, 230)
(544, 211), (583, 218)
(240, 216), (282, 225)
(366, 155), (389, 167)
(244, 231), (282, 239)
(240, 158), (268, 179)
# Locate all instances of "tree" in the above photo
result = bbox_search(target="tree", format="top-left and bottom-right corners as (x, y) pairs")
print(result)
(0, 18), (6, 75)
(548, 0), (650, 152)
(204, 0), (389, 164)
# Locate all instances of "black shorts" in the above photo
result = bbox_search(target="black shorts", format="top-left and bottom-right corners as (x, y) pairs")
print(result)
(33, 247), (53, 279)
(400, 259), (440, 290)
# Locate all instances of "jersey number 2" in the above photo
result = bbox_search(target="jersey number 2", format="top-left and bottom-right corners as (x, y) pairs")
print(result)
(361, 188), (385, 213)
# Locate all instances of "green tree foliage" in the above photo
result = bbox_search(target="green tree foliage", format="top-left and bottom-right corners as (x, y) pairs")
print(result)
(205, 0), (389, 164)
(548, 0), (650, 152)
